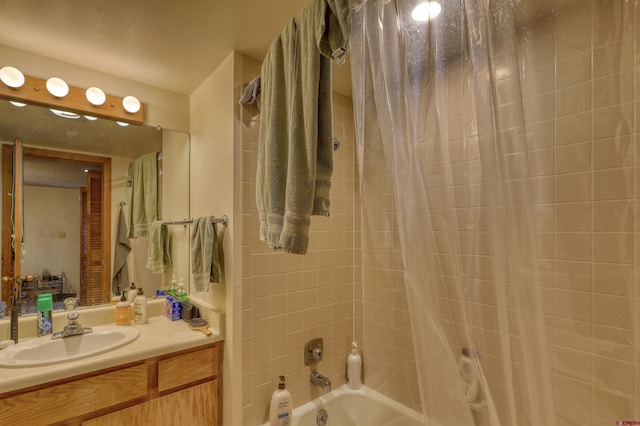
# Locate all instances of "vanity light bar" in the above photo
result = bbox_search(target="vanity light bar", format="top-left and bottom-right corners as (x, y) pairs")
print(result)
(0, 73), (144, 125)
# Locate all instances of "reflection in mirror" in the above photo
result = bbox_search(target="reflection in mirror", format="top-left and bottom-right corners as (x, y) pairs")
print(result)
(0, 99), (190, 314)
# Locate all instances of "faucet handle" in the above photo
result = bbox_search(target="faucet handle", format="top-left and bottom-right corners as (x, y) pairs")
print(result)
(312, 347), (323, 360)
(304, 338), (324, 365)
(67, 311), (80, 323)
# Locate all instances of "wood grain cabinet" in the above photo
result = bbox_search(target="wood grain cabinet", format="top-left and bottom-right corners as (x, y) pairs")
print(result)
(0, 342), (222, 426)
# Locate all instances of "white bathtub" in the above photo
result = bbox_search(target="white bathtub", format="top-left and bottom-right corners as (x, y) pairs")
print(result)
(288, 385), (424, 426)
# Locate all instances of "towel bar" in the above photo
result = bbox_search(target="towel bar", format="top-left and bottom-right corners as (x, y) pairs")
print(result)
(163, 215), (228, 227)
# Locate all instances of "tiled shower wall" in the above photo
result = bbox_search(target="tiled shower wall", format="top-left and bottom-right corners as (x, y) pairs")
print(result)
(522, 2), (639, 424)
(237, 56), (359, 425)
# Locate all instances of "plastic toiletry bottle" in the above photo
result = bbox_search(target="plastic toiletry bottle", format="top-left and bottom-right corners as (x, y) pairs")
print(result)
(459, 348), (478, 403)
(115, 292), (131, 325)
(36, 293), (53, 337)
(167, 275), (177, 296)
(176, 278), (188, 302)
(111, 286), (121, 304)
(269, 376), (293, 426)
(133, 288), (148, 324)
(347, 341), (363, 389)
(127, 282), (137, 304)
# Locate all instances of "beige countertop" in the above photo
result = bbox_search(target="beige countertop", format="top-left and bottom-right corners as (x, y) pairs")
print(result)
(0, 305), (223, 394)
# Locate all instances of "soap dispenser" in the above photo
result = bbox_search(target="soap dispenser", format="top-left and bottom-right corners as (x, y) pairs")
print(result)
(116, 291), (131, 325)
(269, 376), (293, 426)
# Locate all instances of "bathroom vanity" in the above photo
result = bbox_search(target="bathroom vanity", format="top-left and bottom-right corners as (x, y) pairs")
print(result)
(0, 306), (223, 425)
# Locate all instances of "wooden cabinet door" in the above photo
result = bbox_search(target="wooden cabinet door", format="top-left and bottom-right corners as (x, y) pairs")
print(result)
(82, 380), (219, 426)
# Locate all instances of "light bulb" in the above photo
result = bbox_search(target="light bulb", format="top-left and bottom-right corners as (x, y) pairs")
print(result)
(46, 77), (69, 97)
(116, 121), (129, 127)
(122, 96), (141, 113)
(9, 101), (26, 108)
(411, 1), (441, 21)
(50, 109), (80, 119)
(0, 66), (25, 88)
(86, 87), (106, 106)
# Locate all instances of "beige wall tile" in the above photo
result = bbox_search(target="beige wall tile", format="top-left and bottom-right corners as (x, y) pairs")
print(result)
(593, 135), (634, 170)
(556, 142), (591, 174)
(556, 83), (591, 117)
(556, 173), (590, 203)
(556, 203), (591, 231)
(556, 51), (592, 88)
(556, 112), (591, 145)
(593, 168), (633, 201)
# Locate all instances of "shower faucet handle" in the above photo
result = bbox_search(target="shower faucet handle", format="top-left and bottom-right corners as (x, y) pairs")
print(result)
(312, 347), (323, 359)
(304, 338), (324, 365)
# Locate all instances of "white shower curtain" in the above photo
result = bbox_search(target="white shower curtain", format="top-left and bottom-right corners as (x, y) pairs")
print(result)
(351, 0), (555, 424)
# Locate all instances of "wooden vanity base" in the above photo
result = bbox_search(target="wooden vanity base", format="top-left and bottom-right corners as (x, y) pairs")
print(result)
(0, 342), (222, 426)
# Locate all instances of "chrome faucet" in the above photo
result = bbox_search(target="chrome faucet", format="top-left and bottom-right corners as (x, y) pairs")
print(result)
(310, 371), (332, 392)
(51, 311), (93, 339)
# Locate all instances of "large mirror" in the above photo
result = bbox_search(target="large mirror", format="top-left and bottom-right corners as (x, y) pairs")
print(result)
(0, 99), (190, 314)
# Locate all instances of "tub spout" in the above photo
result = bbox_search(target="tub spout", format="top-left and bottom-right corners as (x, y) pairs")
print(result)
(310, 371), (332, 392)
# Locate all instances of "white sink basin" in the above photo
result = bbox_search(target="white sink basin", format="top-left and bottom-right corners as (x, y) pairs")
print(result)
(0, 326), (139, 368)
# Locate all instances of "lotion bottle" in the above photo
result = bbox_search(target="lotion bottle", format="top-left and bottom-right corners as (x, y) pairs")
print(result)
(133, 288), (148, 324)
(115, 292), (131, 325)
(459, 348), (479, 403)
(269, 376), (292, 426)
(347, 341), (363, 389)
(127, 283), (137, 304)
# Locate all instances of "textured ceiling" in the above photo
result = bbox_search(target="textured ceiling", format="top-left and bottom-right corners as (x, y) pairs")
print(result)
(0, 0), (352, 95)
(0, 0), (566, 99)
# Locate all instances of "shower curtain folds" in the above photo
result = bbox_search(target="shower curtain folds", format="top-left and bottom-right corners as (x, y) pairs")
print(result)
(351, 1), (555, 425)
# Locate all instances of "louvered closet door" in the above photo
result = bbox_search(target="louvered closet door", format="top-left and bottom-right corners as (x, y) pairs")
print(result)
(82, 171), (106, 305)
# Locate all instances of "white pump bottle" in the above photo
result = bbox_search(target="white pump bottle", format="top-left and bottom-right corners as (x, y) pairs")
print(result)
(269, 376), (293, 426)
(347, 341), (362, 389)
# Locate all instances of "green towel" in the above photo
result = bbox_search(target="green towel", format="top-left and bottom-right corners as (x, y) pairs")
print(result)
(146, 221), (171, 274)
(191, 217), (221, 292)
(112, 206), (131, 294)
(127, 152), (161, 238)
(256, 0), (351, 255)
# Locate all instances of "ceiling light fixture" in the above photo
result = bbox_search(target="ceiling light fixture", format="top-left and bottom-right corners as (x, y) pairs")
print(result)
(122, 96), (141, 114)
(411, 1), (442, 21)
(0, 68), (144, 124)
(85, 87), (106, 106)
(0, 66), (25, 88)
(46, 77), (69, 98)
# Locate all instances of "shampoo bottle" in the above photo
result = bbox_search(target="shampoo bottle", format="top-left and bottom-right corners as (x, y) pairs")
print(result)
(115, 292), (131, 325)
(269, 376), (292, 426)
(347, 341), (363, 389)
(459, 348), (479, 403)
(133, 288), (148, 324)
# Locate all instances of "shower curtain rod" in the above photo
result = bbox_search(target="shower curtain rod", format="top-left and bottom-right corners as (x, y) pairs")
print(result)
(163, 215), (228, 227)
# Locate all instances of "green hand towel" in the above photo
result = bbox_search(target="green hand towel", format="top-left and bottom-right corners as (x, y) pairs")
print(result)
(256, 0), (351, 255)
(191, 217), (221, 292)
(127, 152), (160, 238)
(146, 221), (171, 274)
